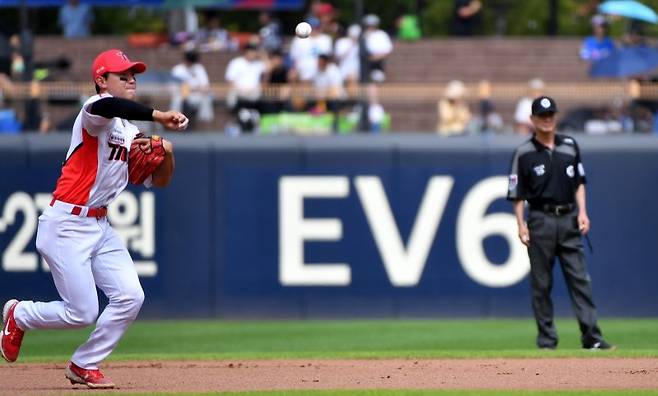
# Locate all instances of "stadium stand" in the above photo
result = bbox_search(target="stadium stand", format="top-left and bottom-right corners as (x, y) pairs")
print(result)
(1, 36), (641, 132)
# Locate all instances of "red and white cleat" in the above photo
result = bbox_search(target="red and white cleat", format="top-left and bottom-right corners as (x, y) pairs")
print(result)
(65, 362), (116, 389)
(1, 299), (24, 363)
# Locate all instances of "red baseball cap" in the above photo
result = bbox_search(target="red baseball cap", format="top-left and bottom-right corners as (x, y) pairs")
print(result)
(92, 49), (146, 80)
(317, 3), (334, 15)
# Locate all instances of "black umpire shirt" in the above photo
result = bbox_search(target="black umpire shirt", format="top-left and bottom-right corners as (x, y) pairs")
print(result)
(507, 134), (586, 206)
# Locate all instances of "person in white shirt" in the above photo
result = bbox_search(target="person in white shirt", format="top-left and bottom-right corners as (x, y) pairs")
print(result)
(1, 49), (188, 389)
(171, 50), (214, 128)
(225, 44), (266, 100)
(514, 78), (545, 135)
(289, 18), (333, 82)
(225, 43), (267, 132)
(334, 24), (361, 87)
(362, 14), (393, 83)
(314, 54), (345, 100)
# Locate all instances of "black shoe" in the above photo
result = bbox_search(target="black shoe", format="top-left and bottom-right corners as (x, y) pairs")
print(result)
(584, 340), (616, 350)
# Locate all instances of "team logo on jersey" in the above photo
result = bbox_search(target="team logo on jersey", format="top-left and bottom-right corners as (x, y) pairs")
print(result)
(563, 137), (574, 145)
(566, 165), (575, 177)
(108, 131), (125, 145)
(108, 131), (127, 162)
(533, 164), (545, 176)
(508, 174), (518, 191)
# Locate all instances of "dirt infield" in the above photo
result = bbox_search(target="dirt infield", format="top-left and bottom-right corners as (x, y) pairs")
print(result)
(1, 358), (657, 394)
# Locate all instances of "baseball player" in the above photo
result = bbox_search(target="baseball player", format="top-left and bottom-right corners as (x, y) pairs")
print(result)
(507, 96), (614, 350)
(1, 49), (188, 388)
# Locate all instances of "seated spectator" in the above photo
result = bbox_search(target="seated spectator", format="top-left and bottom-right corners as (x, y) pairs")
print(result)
(334, 24), (361, 88)
(470, 80), (504, 134)
(58, 0), (93, 39)
(195, 12), (236, 52)
(362, 14), (393, 83)
(313, 54), (345, 101)
(264, 49), (288, 84)
(225, 43), (267, 132)
(171, 50), (214, 129)
(473, 100), (504, 134)
(310, 54), (345, 120)
(262, 49), (290, 113)
(623, 21), (648, 48)
(514, 78), (545, 134)
(259, 12), (283, 52)
(226, 43), (267, 100)
(9, 50), (24, 81)
(289, 17), (332, 82)
(580, 15), (615, 63)
(7, 34), (24, 80)
(437, 80), (471, 135)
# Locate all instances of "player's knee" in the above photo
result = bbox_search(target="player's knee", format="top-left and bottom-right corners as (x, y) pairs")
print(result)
(131, 288), (145, 310)
(65, 302), (99, 327)
(123, 287), (145, 317)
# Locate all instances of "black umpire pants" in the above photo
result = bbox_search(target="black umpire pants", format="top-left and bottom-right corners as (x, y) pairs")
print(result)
(527, 209), (604, 349)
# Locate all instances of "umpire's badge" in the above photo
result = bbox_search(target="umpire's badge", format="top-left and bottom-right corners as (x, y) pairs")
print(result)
(508, 174), (518, 191)
(533, 164), (545, 176)
(566, 165), (575, 177)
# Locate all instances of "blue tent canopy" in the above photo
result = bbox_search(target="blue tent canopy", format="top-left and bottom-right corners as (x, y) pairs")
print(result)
(0, 0), (304, 9)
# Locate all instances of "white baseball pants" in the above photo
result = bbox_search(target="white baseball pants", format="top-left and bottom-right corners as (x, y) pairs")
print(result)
(13, 203), (144, 369)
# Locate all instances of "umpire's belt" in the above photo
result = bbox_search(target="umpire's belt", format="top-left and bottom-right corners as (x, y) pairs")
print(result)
(530, 203), (574, 216)
(50, 198), (107, 218)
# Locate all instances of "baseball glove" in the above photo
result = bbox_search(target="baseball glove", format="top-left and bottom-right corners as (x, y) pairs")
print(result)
(128, 134), (166, 185)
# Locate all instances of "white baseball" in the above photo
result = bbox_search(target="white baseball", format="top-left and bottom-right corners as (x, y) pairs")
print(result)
(295, 22), (312, 39)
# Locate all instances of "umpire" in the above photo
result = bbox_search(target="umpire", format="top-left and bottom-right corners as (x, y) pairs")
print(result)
(507, 96), (614, 350)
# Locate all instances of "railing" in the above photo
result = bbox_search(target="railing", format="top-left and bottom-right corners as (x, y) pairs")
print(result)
(2, 81), (658, 104)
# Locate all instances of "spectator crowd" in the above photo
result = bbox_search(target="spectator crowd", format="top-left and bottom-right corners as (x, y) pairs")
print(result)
(2, 1), (658, 136)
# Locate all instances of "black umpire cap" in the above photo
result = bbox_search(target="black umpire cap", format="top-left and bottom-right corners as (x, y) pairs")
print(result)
(531, 96), (558, 116)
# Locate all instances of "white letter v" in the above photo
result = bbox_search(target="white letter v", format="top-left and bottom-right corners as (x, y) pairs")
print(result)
(355, 176), (453, 287)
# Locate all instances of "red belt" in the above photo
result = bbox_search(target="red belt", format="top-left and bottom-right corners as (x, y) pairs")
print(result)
(50, 198), (107, 218)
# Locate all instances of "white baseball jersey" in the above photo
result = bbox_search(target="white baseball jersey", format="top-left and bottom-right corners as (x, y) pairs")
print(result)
(53, 93), (142, 207)
(16, 96), (146, 370)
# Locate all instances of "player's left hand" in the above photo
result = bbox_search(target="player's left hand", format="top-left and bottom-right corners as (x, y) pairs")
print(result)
(577, 212), (590, 235)
(154, 110), (189, 131)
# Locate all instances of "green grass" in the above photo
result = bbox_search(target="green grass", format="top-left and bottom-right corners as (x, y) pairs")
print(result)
(15, 318), (658, 363)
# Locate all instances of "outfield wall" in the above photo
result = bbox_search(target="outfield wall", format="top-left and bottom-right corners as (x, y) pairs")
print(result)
(1, 134), (657, 319)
